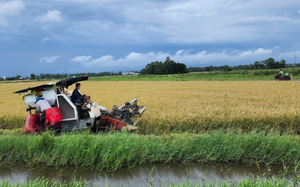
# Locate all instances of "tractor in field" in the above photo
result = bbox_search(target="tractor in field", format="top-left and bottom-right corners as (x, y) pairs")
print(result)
(14, 75), (146, 133)
(274, 73), (292, 81)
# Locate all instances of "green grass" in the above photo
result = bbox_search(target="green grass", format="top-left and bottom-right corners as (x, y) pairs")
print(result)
(1, 131), (300, 171)
(168, 177), (295, 187)
(0, 177), (297, 187)
(88, 68), (300, 81)
(88, 73), (274, 82)
(0, 178), (88, 187)
(2, 67), (300, 83)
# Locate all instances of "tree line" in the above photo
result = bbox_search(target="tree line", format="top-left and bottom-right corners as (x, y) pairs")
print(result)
(140, 57), (188, 75)
(188, 58), (294, 72)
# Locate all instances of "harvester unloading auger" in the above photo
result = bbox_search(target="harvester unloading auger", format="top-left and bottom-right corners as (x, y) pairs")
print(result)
(14, 75), (146, 133)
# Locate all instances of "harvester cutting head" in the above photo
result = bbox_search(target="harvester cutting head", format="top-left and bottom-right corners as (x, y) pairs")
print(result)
(99, 97), (146, 128)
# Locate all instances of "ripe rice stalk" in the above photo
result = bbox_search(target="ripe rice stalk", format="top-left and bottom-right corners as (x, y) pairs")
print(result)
(0, 81), (300, 134)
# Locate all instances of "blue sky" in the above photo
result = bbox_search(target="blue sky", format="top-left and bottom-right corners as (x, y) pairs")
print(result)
(1, 0), (300, 77)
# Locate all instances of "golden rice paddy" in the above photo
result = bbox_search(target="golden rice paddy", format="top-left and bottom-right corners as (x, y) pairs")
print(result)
(1, 81), (300, 134)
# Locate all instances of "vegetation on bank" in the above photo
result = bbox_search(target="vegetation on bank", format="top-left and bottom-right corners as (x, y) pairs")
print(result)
(0, 177), (297, 187)
(189, 57), (289, 73)
(89, 67), (300, 81)
(2, 66), (300, 82)
(1, 131), (300, 171)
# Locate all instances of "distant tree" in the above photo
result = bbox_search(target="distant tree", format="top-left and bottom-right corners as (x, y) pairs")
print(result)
(15, 74), (22, 80)
(253, 61), (265, 69)
(119, 71), (122, 75)
(204, 66), (211, 71)
(140, 57), (187, 75)
(280, 59), (286, 68)
(262, 58), (276, 69)
(30, 73), (36, 79)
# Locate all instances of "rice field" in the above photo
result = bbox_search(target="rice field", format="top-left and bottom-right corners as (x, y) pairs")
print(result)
(1, 81), (300, 133)
(0, 81), (300, 134)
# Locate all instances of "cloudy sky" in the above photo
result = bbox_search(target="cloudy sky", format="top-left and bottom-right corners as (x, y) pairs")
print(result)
(1, 0), (300, 77)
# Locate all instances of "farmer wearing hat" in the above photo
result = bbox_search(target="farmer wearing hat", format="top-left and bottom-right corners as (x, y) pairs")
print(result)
(35, 95), (51, 132)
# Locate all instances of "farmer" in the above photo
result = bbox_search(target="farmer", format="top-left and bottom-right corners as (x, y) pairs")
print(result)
(35, 95), (51, 132)
(71, 83), (90, 105)
(71, 83), (90, 119)
(278, 69), (283, 76)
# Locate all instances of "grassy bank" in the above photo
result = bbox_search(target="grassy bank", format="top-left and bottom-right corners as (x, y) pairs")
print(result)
(0, 177), (296, 187)
(89, 73), (275, 81)
(88, 68), (300, 81)
(1, 131), (300, 171)
(2, 67), (300, 83)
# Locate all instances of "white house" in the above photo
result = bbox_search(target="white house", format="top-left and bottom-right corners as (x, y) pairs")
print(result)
(122, 71), (139, 75)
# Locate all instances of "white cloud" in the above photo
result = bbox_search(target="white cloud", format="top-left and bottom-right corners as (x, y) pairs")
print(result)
(71, 55), (115, 67)
(0, 0), (24, 25)
(238, 48), (272, 58)
(39, 55), (60, 63)
(278, 51), (300, 59)
(42, 37), (49, 42)
(35, 10), (62, 23)
(0, 0), (24, 17)
(70, 55), (92, 63)
(70, 48), (273, 68)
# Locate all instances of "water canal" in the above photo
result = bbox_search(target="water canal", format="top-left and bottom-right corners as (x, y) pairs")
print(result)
(0, 163), (294, 186)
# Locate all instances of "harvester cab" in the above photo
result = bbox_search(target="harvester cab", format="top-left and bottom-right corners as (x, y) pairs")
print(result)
(14, 75), (146, 133)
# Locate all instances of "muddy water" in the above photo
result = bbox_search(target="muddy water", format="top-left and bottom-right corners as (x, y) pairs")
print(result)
(0, 164), (294, 186)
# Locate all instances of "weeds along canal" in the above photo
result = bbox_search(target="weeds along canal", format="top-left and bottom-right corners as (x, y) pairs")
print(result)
(0, 164), (296, 186)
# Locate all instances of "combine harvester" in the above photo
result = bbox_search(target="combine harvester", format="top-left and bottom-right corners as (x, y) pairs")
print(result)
(274, 73), (292, 81)
(14, 75), (146, 133)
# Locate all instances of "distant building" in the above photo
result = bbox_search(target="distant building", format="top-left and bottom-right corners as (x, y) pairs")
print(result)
(122, 71), (139, 75)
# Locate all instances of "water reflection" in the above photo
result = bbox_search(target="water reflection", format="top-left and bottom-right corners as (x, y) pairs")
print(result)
(0, 164), (294, 186)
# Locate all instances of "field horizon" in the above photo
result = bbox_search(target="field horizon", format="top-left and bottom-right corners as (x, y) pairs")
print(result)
(2, 67), (300, 83)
